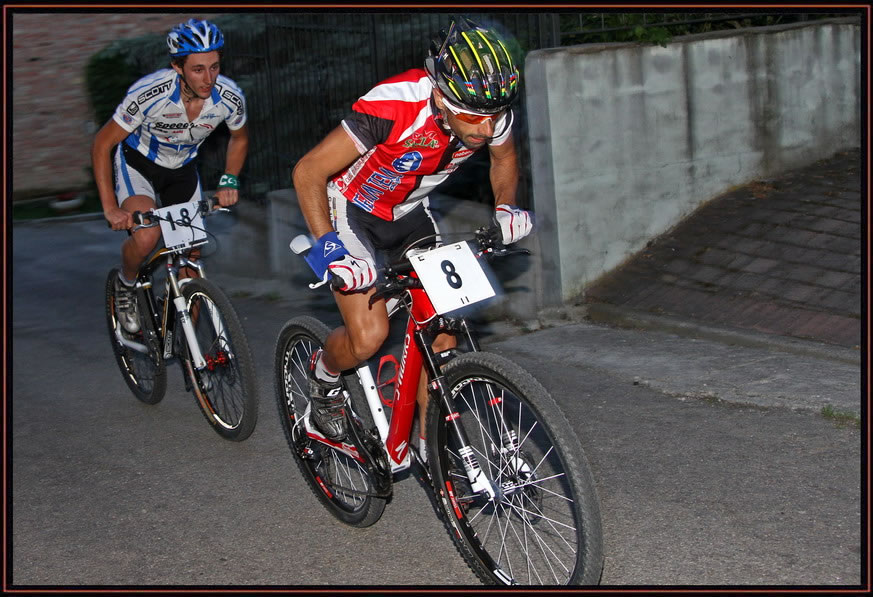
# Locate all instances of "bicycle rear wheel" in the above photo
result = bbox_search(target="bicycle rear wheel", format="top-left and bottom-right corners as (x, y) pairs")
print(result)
(181, 278), (258, 441)
(105, 268), (166, 404)
(426, 351), (603, 585)
(274, 316), (386, 527)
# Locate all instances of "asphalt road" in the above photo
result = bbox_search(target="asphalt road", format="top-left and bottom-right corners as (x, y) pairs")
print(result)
(9, 217), (861, 588)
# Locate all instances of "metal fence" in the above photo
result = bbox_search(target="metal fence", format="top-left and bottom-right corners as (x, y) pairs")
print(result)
(197, 12), (553, 205)
(195, 11), (853, 206)
(551, 11), (848, 44)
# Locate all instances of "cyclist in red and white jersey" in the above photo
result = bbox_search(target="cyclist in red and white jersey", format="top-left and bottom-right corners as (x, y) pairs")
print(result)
(293, 16), (533, 445)
(92, 19), (248, 334)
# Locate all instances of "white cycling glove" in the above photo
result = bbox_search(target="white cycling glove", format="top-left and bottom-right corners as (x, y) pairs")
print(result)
(495, 205), (533, 244)
(328, 254), (377, 292)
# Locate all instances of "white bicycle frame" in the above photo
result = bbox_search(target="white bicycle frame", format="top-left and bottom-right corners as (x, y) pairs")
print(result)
(114, 199), (219, 371)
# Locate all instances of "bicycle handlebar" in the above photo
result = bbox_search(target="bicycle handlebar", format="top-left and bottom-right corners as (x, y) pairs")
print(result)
(366, 226), (530, 305)
(108, 195), (226, 232)
(296, 226), (529, 298)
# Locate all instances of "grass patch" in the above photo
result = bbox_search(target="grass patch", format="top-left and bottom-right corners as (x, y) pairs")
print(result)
(821, 405), (860, 429)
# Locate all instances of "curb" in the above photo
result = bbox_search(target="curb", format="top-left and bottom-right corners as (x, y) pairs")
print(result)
(584, 302), (861, 366)
(12, 212), (105, 225)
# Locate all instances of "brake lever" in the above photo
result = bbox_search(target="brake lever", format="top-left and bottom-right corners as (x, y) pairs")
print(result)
(368, 276), (420, 306)
(369, 283), (396, 306)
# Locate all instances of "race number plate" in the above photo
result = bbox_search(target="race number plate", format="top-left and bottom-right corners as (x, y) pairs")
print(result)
(156, 200), (207, 251)
(410, 242), (495, 315)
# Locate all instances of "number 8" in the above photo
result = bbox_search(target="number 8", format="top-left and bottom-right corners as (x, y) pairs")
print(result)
(441, 260), (463, 289)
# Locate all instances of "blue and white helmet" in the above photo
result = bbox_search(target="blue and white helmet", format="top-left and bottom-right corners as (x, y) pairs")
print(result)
(167, 18), (224, 57)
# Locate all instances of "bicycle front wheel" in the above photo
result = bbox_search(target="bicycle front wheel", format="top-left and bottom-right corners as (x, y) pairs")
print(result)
(181, 278), (258, 441)
(426, 351), (603, 586)
(105, 268), (166, 404)
(274, 316), (386, 527)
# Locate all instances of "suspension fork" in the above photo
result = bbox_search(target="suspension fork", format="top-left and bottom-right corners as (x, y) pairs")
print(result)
(419, 327), (497, 501)
(167, 263), (207, 369)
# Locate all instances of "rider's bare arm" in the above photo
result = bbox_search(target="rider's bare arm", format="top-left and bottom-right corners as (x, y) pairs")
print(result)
(488, 132), (520, 208)
(292, 126), (363, 239)
(216, 123), (249, 207)
(92, 119), (134, 230)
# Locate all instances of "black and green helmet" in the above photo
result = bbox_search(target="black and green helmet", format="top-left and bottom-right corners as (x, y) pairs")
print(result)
(425, 16), (520, 114)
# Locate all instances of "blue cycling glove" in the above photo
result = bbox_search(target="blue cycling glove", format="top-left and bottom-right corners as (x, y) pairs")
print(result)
(304, 231), (349, 282)
(303, 231), (377, 291)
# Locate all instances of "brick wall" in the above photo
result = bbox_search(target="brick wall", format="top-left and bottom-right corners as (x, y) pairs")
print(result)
(11, 13), (217, 198)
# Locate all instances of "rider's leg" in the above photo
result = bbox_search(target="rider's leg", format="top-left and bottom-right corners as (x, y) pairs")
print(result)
(309, 288), (389, 440)
(321, 287), (389, 373)
(119, 194), (159, 281)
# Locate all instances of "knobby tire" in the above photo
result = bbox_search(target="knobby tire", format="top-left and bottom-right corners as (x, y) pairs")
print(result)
(105, 268), (167, 405)
(425, 351), (604, 586)
(274, 315), (387, 527)
(181, 278), (258, 441)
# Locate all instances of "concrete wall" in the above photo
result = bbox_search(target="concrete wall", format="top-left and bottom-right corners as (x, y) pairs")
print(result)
(525, 18), (861, 307)
(211, 18), (860, 323)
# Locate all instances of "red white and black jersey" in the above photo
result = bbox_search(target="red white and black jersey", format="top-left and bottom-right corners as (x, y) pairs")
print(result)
(332, 68), (513, 221)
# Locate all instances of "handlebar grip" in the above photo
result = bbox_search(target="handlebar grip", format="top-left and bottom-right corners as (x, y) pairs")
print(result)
(107, 210), (148, 229)
(199, 195), (215, 214)
(330, 276), (345, 291)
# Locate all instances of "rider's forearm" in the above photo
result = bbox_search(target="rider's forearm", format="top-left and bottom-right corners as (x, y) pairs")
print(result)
(293, 161), (335, 239)
(489, 150), (519, 208)
(223, 131), (248, 177)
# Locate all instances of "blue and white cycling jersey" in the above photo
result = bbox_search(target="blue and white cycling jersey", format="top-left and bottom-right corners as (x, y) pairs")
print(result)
(111, 68), (247, 170)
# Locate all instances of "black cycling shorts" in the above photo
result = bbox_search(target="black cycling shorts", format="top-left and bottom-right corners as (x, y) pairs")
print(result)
(330, 189), (441, 267)
(113, 142), (202, 208)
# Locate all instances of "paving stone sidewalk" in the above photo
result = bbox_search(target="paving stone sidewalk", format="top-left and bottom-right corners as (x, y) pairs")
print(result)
(584, 148), (862, 350)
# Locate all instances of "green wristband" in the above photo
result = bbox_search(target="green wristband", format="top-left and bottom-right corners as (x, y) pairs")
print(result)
(218, 173), (239, 189)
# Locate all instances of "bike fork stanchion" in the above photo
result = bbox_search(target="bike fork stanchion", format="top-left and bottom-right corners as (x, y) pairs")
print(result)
(419, 329), (496, 500)
(168, 270), (206, 369)
(430, 375), (496, 500)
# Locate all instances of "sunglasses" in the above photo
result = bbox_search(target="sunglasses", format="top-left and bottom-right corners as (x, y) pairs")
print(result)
(442, 97), (506, 124)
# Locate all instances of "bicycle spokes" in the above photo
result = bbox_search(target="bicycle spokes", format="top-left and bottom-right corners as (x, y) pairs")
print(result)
(274, 317), (388, 527)
(432, 357), (597, 586)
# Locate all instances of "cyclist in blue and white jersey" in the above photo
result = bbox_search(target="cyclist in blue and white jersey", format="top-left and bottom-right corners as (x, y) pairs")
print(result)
(92, 18), (248, 334)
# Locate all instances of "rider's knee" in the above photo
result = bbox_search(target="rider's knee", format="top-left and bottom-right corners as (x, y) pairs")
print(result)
(131, 227), (160, 253)
(347, 321), (389, 361)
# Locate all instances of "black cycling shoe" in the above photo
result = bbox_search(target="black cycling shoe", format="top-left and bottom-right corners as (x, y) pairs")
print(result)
(308, 352), (347, 441)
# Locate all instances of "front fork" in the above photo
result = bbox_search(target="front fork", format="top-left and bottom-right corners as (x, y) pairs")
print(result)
(418, 319), (497, 501)
(166, 258), (207, 369)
